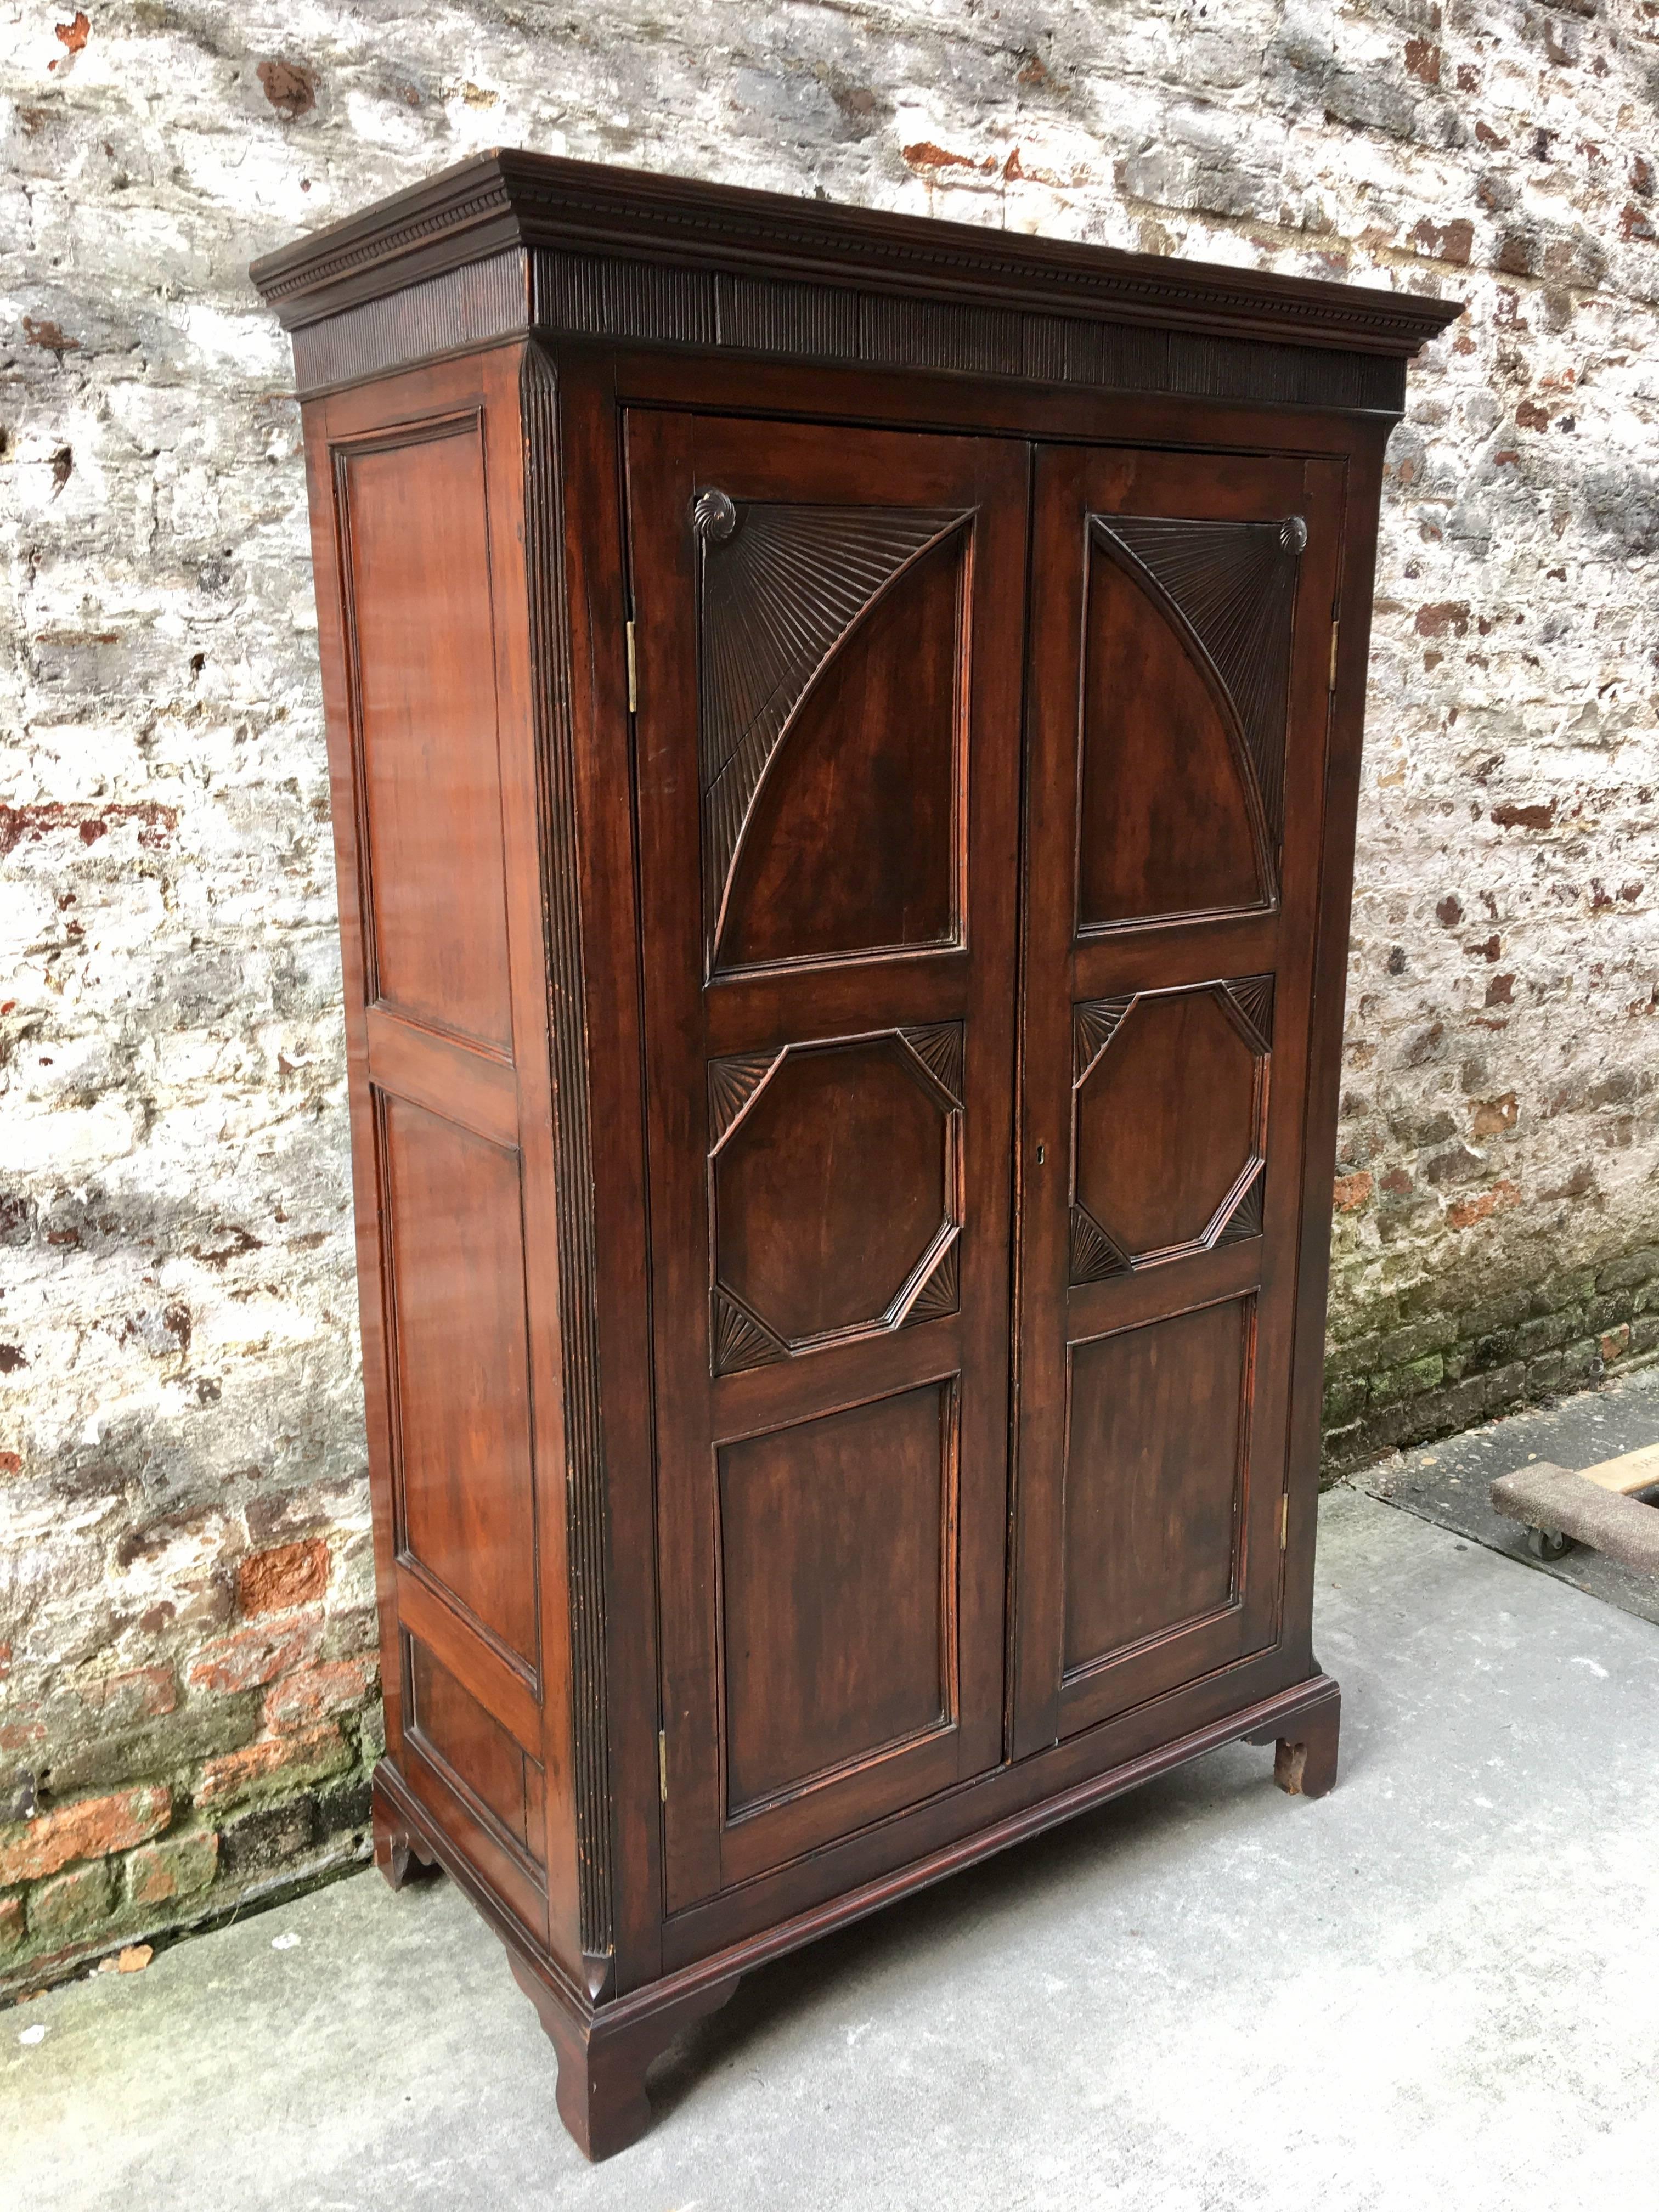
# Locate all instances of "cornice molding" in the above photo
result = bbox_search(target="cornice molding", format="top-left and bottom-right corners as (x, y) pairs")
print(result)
(251, 149), (1463, 364)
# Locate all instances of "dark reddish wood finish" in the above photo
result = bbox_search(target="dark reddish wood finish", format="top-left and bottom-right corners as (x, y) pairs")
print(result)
(257, 151), (1458, 2163)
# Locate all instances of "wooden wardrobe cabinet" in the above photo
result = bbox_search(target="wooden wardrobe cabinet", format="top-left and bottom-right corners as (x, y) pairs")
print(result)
(253, 155), (1457, 2159)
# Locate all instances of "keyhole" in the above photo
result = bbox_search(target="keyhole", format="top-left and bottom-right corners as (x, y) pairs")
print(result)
(1036, 1143), (1046, 1166)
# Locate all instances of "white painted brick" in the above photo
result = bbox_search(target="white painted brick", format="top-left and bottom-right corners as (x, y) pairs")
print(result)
(1, 0), (1656, 1957)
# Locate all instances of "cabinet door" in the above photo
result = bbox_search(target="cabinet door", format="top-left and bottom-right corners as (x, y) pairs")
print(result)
(1012, 444), (1346, 1755)
(625, 413), (1026, 1911)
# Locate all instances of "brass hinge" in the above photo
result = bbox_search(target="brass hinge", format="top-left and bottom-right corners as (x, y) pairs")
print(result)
(1280, 1494), (1290, 1550)
(626, 620), (639, 714)
(1328, 618), (1340, 693)
(658, 1726), (667, 1803)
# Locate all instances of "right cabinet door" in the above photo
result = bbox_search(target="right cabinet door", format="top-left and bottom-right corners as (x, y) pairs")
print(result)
(1012, 443), (1346, 1756)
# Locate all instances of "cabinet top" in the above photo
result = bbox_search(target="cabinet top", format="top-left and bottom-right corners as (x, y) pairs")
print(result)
(251, 149), (1462, 407)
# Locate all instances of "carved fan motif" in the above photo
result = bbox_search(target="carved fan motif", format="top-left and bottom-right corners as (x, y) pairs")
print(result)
(1093, 515), (1304, 856)
(1217, 1169), (1265, 1245)
(1223, 973), (1276, 1053)
(696, 500), (968, 958)
(1070, 1204), (1131, 1285)
(708, 1049), (782, 1149)
(899, 1022), (964, 1109)
(1073, 994), (1135, 1086)
(900, 1228), (961, 1327)
(713, 1286), (788, 1375)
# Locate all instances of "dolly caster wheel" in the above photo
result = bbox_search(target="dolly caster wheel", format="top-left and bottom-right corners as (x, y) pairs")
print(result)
(1526, 1525), (1572, 1561)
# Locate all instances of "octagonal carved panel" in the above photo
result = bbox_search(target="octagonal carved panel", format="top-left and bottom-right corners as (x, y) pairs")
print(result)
(1070, 978), (1271, 1281)
(709, 1027), (962, 1372)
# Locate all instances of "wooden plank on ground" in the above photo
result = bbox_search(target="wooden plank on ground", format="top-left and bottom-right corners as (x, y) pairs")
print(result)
(1577, 1442), (1659, 1496)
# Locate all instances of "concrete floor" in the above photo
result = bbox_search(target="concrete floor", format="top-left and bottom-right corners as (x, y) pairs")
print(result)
(1359, 1356), (1659, 1627)
(8, 1481), (1659, 2209)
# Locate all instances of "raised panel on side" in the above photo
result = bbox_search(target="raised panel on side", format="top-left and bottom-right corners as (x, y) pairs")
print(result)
(1063, 1299), (1250, 1679)
(716, 530), (966, 970)
(1077, 533), (1267, 929)
(718, 1382), (956, 1818)
(381, 1093), (540, 1668)
(339, 421), (514, 1051)
(407, 1633), (545, 1865)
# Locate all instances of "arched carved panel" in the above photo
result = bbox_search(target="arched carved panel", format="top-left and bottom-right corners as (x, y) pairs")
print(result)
(709, 1032), (958, 1370)
(697, 498), (968, 969)
(1071, 981), (1269, 1273)
(1079, 513), (1304, 928)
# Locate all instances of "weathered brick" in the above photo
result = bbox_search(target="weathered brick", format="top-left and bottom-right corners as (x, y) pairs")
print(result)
(313, 1769), (375, 1843)
(28, 1861), (114, 1943)
(1323, 1376), (1369, 1427)
(43, 1694), (261, 1799)
(217, 1798), (319, 1882)
(1558, 1338), (1604, 1387)
(0, 1785), (171, 1886)
(236, 1539), (330, 1617)
(263, 1656), (377, 1733)
(1481, 1361), (1530, 1410)
(195, 1724), (351, 1810)
(1527, 1351), (1566, 1393)
(188, 1618), (323, 1696)
(1369, 1353), (1446, 1408)
(1514, 1311), (1576, 1361)
(0, 1893), (25, 1957)
(1598, 1247), (1659, 1295)
(123, 1829), (219, 1910)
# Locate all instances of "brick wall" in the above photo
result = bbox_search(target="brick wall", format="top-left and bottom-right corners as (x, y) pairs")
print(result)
(2, 0), (1656, 1987)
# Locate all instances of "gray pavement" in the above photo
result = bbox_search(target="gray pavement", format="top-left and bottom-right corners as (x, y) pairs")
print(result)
(7, 1479), (1659, 2210)
(1359, 1356), (1659, 1626)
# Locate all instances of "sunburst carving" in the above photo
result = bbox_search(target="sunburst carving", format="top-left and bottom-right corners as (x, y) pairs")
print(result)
(1070, 1204), (1131, 1285)
(1073, 994), (1135, 1086)
(899, 1229), (961, 1326)
(1092, 515), (1303, 857)
(899, 1022), (964, 1108)
(708, 1049), (781, 1150)
(698, 501), (969, 961)
(1224, 972), (1276, 1053)
(1216, 1167), (1265, 1244)
(712, 1286), (789, 1375)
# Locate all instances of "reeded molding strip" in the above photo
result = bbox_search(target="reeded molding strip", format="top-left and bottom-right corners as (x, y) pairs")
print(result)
(520, 342), (617, 1985)
(290, 247), (1417, 408)
(253, 150), (1463, 363)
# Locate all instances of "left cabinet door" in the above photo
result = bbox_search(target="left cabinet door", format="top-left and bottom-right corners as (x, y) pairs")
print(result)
(625, 411), (1026, 1913)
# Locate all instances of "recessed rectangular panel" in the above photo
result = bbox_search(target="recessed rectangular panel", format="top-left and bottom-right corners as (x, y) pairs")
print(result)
(407, 1633), (541, 1863)
(341, 422), (514, 1050)
(382, 1094), (540, 1667)
(718, 1383), (954, 1817)
(1063, 1299), (1249, 1677)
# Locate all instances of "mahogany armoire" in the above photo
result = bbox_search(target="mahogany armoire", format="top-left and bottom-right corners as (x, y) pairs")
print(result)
(252, 154), (1457, 2159)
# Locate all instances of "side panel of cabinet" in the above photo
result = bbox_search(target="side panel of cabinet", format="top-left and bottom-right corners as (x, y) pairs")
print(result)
(301, 349), (583, 1977)
(1012, 444), (1347, 1756)
(626, 411), (1028, 1915)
